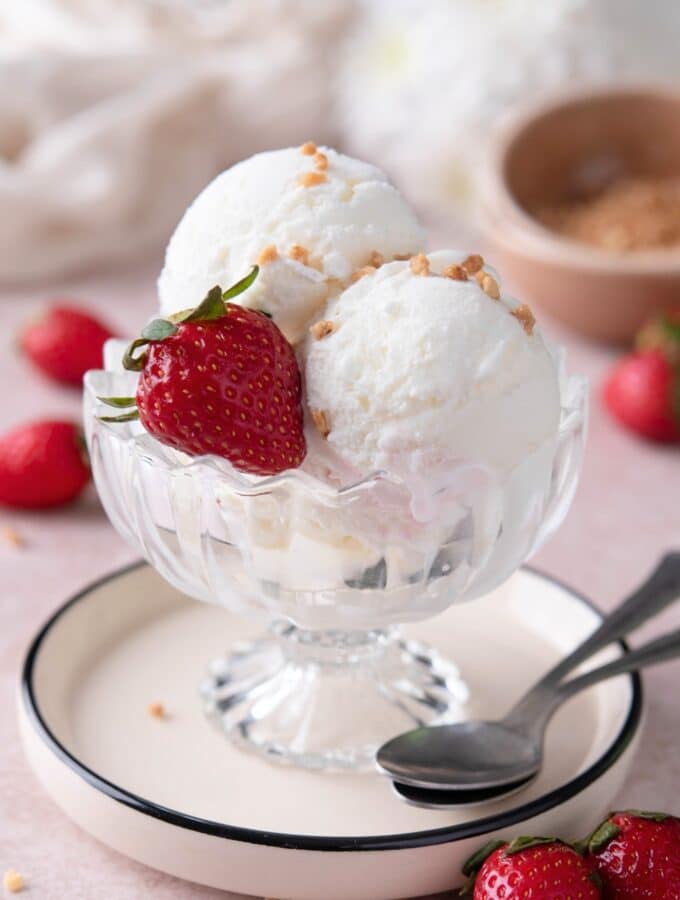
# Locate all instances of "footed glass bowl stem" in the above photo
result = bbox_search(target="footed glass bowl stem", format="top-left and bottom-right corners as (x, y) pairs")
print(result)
(201, 621), (469, 771)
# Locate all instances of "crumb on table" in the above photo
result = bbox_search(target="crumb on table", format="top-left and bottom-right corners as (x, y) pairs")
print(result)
(2, 527), (24, 548)
(3, 870), (24, 893)
(147, 702), (166, 719)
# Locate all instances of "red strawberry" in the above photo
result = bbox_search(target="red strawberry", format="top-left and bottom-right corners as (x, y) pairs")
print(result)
(21, 303), (115, 386)
(586, 810), (680, 899)
(602, 350), (679, 442)
(462, 837), (602, 899)
(0, 420), (90, 509)
(101, 268), (306, 476)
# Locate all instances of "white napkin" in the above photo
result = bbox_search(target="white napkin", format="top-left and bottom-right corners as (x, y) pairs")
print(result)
(0, 0), (352, 284)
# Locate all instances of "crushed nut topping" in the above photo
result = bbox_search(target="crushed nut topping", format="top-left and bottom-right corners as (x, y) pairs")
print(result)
(533, 174), (680, 251)
(2, 527), (24, 548)
(311, 409), (331, 439)
(300, 141), (317, 156)
(409, 253), (430, 276)
(476, 271), (500, 300)
(3, 870), (24, 893)
(350, 265), (377, 282)
(298, 171), (327, 188)
(393, 253), (412, 261)
(368, 250), (384, 268)
(148, 702), (166, 719)
(314, 152), (328, 171)
(288, 244), (310, 266)
(442, 264), (467, 281)
(462, 253), (484, 275)
(309, 320), (337, 340)
(511, 303), (536, 335)
(256, 245), (278, 266)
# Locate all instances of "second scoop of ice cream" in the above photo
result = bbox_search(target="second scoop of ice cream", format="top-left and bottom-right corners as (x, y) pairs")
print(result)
(304, 251), (561, 485)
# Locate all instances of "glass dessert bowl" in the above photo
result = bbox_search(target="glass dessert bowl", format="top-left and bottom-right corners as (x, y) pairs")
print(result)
(84, 357), (586, 772)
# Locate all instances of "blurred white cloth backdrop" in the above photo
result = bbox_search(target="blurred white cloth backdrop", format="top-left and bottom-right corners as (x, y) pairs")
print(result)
(0, 0), (350, 283)
(2, 0), (679, 285)
(336, 0), (680, 229)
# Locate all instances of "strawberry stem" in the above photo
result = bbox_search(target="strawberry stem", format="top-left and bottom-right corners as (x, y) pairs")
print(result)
(123, 338), (149, 372)
(99, 410), (140, 423)
(97, 396), (137, 408)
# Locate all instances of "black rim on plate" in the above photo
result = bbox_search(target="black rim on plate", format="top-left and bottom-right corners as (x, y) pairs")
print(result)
(21, 561), (643, 853)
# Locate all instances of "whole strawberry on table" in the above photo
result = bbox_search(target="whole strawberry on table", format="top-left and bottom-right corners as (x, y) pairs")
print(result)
(99, 266), (307, 476)
(20, 303), (115, 386)
(603, 308), (680, 443)
(461, 809), (680, 898)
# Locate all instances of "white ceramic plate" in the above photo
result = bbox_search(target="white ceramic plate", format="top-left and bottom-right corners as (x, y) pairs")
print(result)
(19, 564), (642, 899)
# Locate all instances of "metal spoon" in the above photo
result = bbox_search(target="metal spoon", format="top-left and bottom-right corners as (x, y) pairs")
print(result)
(377, 552), (680, 797)
(391, 625), (680, 808)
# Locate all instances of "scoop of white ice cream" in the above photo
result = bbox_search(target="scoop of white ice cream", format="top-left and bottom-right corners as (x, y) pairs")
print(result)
(158, 145), (425, 343)
(304, 251), (560, 484)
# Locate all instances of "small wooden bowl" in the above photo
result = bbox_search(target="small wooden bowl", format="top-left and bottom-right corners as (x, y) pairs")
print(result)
(481, 85), (680, 343)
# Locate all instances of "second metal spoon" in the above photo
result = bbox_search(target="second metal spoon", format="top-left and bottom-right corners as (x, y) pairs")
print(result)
(377, 552), (680, 798)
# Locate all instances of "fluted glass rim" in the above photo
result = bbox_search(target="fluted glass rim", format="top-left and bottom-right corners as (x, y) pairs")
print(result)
(84, 352), (586, 505)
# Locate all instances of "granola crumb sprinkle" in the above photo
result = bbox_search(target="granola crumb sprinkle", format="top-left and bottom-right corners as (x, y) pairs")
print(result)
(311, 409), (331, 439)
(288, 244), (310, 266)
(462, 253), (484, 275)
(2, 527), (24, 548)
(314, 152), (328, 171)
(477, 271), (500, 300)
(350, 265), (377, 282)
(368, 250), (384, 268)
(256, 245), (278, 266)
(409, 253), (430, 276)
(309, 320), (337, 340)
(511, 303), (536, 335)
(148, 702), (166, 720)
(3, 870), (24, 893)
(393, 253), (412, 261)
(442, 264), (467, 281)
(300, 141), (317, 156)
(298, 171), (327, 188)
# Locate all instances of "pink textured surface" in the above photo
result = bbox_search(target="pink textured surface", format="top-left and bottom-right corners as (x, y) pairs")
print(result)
(1, 261), (678, 899)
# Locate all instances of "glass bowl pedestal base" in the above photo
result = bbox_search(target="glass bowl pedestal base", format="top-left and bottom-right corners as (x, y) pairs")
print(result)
(200, 622), (468, 771)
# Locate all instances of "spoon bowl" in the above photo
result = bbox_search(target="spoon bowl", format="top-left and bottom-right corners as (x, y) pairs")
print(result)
(377, 722), (541, 791)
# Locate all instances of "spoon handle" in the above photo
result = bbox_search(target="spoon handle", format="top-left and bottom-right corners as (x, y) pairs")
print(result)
(534, 552), (680, 690)
(505, 553), (680, 730)
(556, 627), (680, 699)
